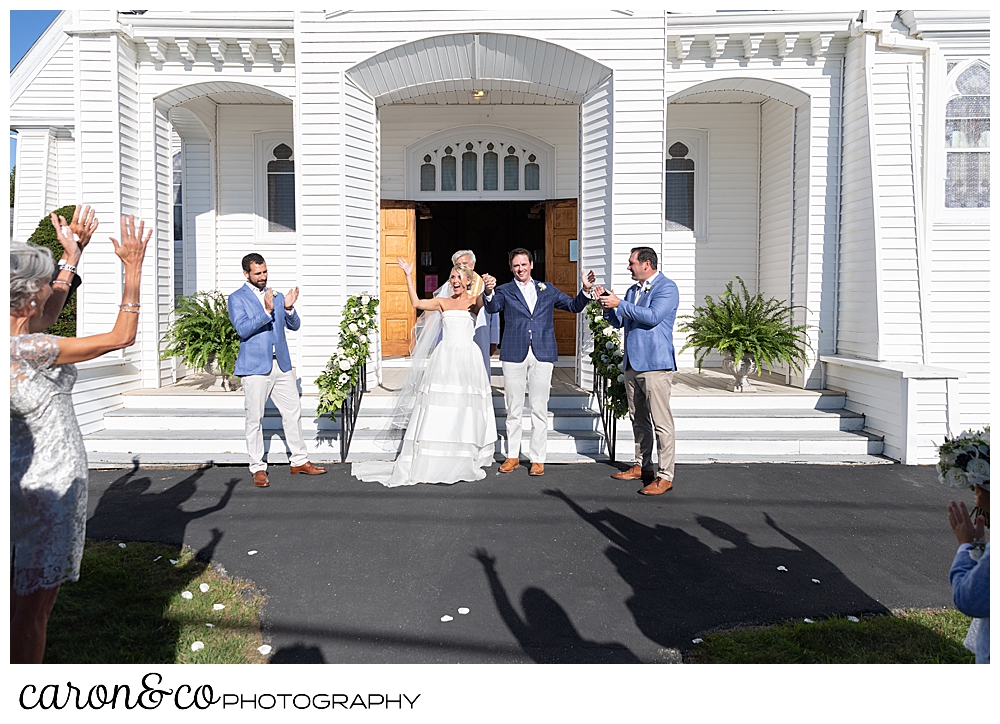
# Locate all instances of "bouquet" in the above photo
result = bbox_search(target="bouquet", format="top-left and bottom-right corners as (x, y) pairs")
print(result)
(937, 426), (989, 529)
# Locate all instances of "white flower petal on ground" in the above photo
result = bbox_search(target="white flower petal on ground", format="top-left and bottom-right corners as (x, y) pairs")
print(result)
(458, 607), (470, 615)
(811, 579), (821, 584)
(213, 604), (225, 611)
(205, 623), (215, 628)
(258, 645), (272, 655)
(440, 615), (454, 622)
(776, 566), (787, 571)
(191, 641), (205, 652)
(170, 559), (179, 565)
(119, 543), (127, 548)
(803, 618), (814, 624)
(248, 550), (258, 556)
(199, 584), (210, 593)
(691, 638), (703, 644)
(181, 591), (193, 600)
(153, 556), (162, 562)
(847, 616), (860, 623)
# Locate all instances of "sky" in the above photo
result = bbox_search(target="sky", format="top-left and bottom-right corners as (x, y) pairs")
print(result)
(10, 9), (61, 171)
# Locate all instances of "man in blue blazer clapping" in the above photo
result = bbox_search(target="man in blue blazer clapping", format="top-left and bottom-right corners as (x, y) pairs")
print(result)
(482, 248), (595, 476)
(229, 253), (326, 488)
(596, 247), (679, 495)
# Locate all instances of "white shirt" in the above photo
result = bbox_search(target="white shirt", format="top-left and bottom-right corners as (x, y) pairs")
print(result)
(246, 282), (271, 314)
(516, 278), (537, 314)
(636, 271), (661, 300)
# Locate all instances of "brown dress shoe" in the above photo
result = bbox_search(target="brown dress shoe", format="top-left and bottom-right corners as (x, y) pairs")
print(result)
(290, 461), (327, 475)
(612, 464), (654, 482)
(253, 471), (270, 488)
(638, 477), (673, 496)
(499, 458), (520, 473)
(529, 463), (544, 476)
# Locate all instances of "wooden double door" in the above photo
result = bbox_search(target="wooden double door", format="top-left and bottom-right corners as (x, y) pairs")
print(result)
(379, 199), (578, 357)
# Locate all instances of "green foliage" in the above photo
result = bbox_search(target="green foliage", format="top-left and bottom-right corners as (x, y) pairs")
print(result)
(585, 300), (628, 419)
(26, 203), (78, 337)
(316, 293), (380, 416)
(678, 276), (812, 374)
(10, 166), (15, 207)
(159, 291), (241, 383)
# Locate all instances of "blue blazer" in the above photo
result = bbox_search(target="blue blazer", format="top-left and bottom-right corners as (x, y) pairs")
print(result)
(228, 284), (301, 376)
(485, 280), (590, 363)
(604, 272), (679, 372)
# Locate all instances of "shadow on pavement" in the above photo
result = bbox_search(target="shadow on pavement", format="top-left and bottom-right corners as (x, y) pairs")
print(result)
(269, 643), (328, 664)
(543, 489), (890, 648)
(473, 547), (641, 663)
(86, 462), (238, 546)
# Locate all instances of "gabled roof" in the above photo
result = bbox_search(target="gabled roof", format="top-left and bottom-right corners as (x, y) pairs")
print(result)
(10, 11), (70, 107)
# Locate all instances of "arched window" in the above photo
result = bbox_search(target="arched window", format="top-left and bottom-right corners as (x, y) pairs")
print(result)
(484, 143), (499, 191)
(945, 60), (990, 208)
(525, 154), (540, 191)
(266, 143), (295, 232)
(420, 154), (436, 191)
(441, 147), (457, 191)
(504, 147), (519, 191)
(462, 143), (478, 191)
(665, 141), (695, 231)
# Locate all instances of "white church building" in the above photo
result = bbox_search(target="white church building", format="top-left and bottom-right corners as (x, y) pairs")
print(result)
(10, 9), (990, 465)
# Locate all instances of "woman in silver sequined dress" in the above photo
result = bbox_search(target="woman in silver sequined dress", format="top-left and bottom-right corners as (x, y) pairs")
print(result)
(10, 210), (149, 663)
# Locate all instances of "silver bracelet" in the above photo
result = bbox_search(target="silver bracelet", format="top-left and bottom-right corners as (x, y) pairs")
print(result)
(58, 261), (78, 275)
(119, 302), (140, 308)
(51, 279), (72, 288)
(119, 308), (140, 314)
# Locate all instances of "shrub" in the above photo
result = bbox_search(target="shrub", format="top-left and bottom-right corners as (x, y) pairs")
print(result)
(26, 204), (78, 337)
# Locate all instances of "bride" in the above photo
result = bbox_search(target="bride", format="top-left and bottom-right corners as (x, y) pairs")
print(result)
(352, 258), (498, 487)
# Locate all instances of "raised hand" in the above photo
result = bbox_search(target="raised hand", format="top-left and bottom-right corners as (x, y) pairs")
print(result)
(69, 205), (99, 250)
(396, 257), (414, 276)
(947, 500), (986, 546)
(581, 267), (596, 292)
(263, 287), (275, 314)
(109, 215), (151, 270)
(598, 288), (621, 309)
(284, 286), (299, 310)
(481, 273), (497, 293)
(472, 547), (496, 567)
(50, 212), (82, 266)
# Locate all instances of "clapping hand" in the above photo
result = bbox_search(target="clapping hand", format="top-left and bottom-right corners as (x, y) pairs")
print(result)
(947, 500), (986, 546)
(68, 205), (99, 250)
(110, 215), (151, 270)
(595, 286), (620, 309)
(481, 273), (497, 293)
(581, 268), (596, 292)
(472, 547), (496, 568)
(284, 287), (299, 310)
(396, 257), (414, 276)
(263, 287), (275, 314)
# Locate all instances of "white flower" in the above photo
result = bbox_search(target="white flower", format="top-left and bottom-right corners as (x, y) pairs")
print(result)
(945, 466), (969, 488)
(348, 323), (358, 333)
(361, 293), (371, 303)
(601, 355), (609, 363)
(605, 341), (614, 350)
(338, 359), (352, 371)
(617, 374), (625, 382)
(538, 283), (547, 291)
(338, 373), (349, 384)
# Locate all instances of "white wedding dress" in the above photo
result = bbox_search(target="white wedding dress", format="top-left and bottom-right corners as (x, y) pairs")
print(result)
(353, 310), (498, 486)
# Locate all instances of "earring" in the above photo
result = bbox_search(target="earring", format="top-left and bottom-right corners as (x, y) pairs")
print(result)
(30, 301), (37, 307)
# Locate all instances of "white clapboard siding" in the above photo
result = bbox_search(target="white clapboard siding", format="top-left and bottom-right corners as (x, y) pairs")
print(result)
(837, 35), (879, 360)
(343, 78), (380, 299)
(71, 359), (141, 436)
(825, 362), (904, 461)
(869, 46), (925, 364)
(379, 105), (579, 200)
(12, 130), (52, 242)
(9, 13), (75, 123)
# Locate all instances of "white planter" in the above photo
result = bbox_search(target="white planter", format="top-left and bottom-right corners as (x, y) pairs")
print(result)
(721, 352), (757, 393)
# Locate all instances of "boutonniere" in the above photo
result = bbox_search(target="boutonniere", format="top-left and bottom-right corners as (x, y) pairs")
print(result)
(642, 281), (653, 294)
(537, 283), (547, 291)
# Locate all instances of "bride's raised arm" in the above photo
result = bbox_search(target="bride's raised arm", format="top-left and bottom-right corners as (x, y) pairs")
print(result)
(397, 257), (443, 312)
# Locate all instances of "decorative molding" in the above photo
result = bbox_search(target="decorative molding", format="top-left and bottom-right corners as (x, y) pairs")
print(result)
(237, 38), (258, 64)
(742, 33), (764, 59)
(175, 37), (197, 63)
(707, 34), (727, 60)
(776, 32), (798, 58)
(206, 37), (229, 64)
(809, 31), (835, 58)
(673, 35), (694, 61)
(144, 37), (167, 63)
(267, 38), (288, 64)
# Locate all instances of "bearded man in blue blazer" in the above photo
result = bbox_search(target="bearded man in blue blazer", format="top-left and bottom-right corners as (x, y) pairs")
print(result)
(482, 248), (596, 476)
(596, 247), (679, 495)
(229, 253), (326, 488)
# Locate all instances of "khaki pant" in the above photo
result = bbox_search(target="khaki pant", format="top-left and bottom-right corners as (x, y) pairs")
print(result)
(242, 360), (309, 472)
(502, 347), (553, 463)
(625, 368), (675, 481)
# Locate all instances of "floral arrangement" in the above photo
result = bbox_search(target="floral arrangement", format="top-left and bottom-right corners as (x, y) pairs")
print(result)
(316, 293), (379, 415)
(585, 299), (628, 419)
(938, 426), (990, 527)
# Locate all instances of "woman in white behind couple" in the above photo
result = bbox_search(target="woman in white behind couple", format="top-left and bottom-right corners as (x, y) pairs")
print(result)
(351, 258), (498, 486)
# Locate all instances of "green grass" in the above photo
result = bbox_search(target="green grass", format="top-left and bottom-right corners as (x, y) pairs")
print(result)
(685, 609), (976, 664)
(45, 540), (267, 664)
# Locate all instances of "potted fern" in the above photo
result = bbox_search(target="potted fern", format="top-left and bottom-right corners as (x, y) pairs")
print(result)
(160, 291), (242, 391)
(677, 276), (812, 392)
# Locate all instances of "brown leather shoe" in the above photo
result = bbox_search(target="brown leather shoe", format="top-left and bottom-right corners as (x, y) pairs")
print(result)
(290, 461), (327, 475)
(638, 477), (673, 496)
(612, 464), (654, 482)
(499, 458), (520, 473)
(529, 463), (544, 476)
(253, 471), (270, 488)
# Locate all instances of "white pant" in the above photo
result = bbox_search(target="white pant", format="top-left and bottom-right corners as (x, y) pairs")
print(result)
(242, 360), (309, 472)
(502, 347), (553, 463)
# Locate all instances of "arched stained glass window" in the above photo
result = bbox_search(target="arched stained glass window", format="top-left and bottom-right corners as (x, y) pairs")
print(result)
(504, 147), (519, 191)
(420, 154), (436, 191)
(483, 143), (499, 191)
(441, 147), (456, 191)
(267, 143), (295, 232)
(525, 153), (540, 191)
(665, 142), (695, 231)
(945, 61), (990, 208)
(462, 145), (478, 191)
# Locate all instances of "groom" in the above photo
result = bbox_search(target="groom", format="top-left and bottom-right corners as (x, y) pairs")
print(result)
(482, 249), (595, 476)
